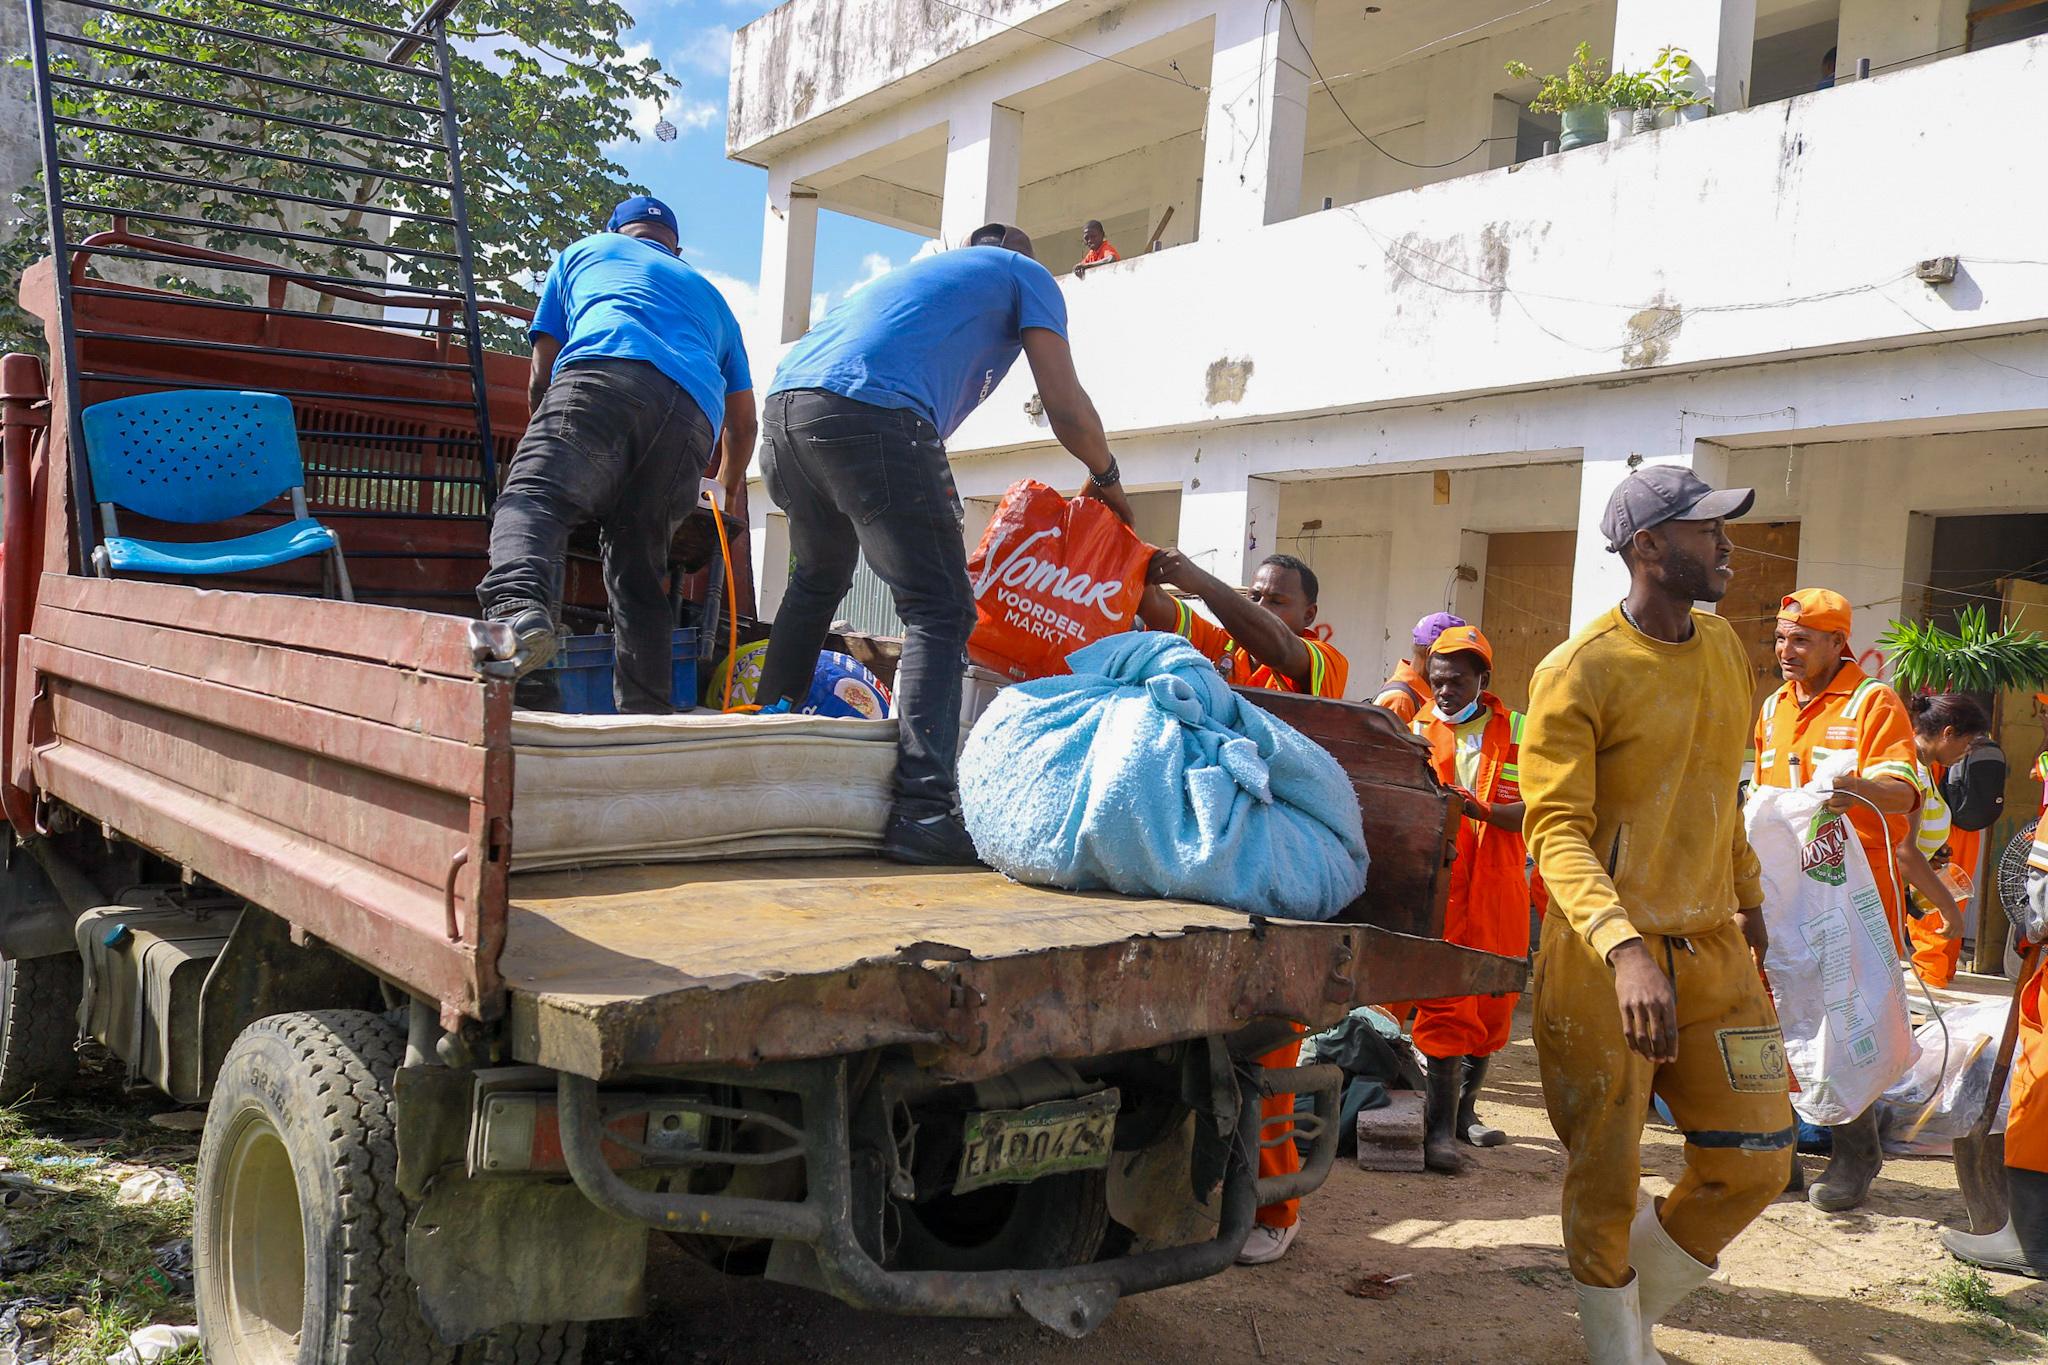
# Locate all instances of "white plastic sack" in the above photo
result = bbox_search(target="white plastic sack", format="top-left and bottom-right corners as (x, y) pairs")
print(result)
(1879, 1000), (2011, 1145)
(1745, 755), (1915, 1126)
(108, 1324), (200, 1365)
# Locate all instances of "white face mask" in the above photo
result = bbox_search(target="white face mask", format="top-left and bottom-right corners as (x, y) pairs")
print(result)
(1435, 696), (1482, 725)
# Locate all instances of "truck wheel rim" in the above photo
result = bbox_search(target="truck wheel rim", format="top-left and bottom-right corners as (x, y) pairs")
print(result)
(221, 1114), (307, 1361)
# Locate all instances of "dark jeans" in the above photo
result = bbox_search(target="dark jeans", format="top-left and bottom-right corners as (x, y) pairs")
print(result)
(477, 359), (715, 713)
(756, 389), (973, 819)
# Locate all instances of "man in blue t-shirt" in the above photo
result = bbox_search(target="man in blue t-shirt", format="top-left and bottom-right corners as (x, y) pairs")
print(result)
(476, 195), (754, 713)
(757, 222), (1132, 865)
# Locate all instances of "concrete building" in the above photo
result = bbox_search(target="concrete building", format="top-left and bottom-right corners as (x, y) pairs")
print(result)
(729, 0), (2048, 741)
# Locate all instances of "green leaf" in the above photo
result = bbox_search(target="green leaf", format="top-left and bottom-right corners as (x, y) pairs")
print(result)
(3, 0), (679, 355)
(1880, 606), (2048, 696)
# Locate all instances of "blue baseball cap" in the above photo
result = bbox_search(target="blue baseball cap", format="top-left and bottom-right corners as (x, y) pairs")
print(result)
(607, 194), (676, 234)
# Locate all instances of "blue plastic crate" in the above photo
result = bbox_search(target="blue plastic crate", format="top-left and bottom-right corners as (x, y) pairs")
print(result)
(538, 628), (699, 714)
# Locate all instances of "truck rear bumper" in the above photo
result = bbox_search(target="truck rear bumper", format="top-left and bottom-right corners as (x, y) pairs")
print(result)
(556, 1057), (1342, 1337)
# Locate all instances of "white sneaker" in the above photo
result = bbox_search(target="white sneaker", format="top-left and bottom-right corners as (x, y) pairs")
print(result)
(1236, 1220), (1299, 1265)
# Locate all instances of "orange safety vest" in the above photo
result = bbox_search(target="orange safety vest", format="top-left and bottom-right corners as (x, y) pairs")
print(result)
(1752, 661), (1919, 950)
(1170, 599), (1348, 699)
(1396, 696), (1531, 1058)
(1373, 659), (1431, 725)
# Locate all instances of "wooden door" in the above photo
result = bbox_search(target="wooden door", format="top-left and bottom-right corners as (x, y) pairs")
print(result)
(1481, 531), (1573, 713)
(1723, 522), (1801, 711)
(1977, 576), (2048, 968)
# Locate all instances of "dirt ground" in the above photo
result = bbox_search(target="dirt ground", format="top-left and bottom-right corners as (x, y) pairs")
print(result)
(597, 985), (2048, 1365)
(4, 989), (2041, 1363)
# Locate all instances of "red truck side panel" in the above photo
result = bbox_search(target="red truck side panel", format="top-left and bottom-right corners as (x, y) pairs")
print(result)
(24, 573), (512, 1023)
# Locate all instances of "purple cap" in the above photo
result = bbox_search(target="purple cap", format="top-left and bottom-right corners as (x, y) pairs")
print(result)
(1413, 612), (1466, 649)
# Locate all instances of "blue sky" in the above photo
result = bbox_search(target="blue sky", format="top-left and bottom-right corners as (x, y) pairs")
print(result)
(602, 0), (928, 330)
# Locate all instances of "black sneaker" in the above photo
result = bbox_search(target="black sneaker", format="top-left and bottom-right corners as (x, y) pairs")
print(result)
(882, 811), (982, 866)
(491, 605), (559, 680)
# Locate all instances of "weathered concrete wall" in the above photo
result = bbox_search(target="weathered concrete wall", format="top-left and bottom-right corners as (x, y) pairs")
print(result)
(730, 0), (1102, 163)
(925, 35), (2048, 457)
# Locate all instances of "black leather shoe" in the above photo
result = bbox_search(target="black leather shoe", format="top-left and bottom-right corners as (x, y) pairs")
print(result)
(882, 811), (982, 867)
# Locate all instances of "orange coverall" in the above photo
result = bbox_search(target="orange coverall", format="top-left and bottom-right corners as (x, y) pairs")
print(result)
(1393, 696), (1531, 1058)
(1373, 658), (1431, 726)
(1168, 603), (1348, 1230)
(2011, 826), (2048, 1175)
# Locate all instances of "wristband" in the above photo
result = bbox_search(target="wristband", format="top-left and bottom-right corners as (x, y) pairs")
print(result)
(1090, 456), (1121, 489)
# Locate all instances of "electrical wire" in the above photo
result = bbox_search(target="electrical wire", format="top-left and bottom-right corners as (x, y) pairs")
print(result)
(1279, 0), (1512, 171)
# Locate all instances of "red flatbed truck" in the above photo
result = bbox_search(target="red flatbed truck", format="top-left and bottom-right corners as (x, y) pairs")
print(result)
(2, 3), (1523, 1359)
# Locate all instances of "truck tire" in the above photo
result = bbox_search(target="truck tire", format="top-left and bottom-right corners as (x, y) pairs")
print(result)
(891, 1169), (1110, 1273)
(0, 952), (80, 1104)
(196, 1011), (585, 1365)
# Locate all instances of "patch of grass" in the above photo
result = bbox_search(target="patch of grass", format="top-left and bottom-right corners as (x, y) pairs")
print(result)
(1926, 1264), (2048, 1343)
(0, 1050), (201, 1363)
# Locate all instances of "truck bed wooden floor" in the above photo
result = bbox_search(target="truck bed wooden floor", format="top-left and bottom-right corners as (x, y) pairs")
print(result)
(499, 859), (1524, 1082)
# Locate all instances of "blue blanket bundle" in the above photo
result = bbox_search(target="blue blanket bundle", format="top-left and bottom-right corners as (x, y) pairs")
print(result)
(957, 632), (1369, 921)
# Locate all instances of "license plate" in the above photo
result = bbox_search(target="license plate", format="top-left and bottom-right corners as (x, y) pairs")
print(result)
(955, 1089), (1120, 1194)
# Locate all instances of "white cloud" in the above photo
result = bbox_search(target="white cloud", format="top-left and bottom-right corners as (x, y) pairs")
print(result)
(667, 98), (723, 133)
(842, 252), (898, 296)
(612, 41), (664, 148)
(678, 25), (736, 77)
(700, 267), (779, 376)
(608, 31), (733, 148)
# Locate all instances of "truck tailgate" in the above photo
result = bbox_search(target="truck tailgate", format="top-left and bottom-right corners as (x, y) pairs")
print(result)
(501, 859), (1525, 1081)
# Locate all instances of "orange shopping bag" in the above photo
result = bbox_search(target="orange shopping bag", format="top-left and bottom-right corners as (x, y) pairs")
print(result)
(966, 480), (1151, 681)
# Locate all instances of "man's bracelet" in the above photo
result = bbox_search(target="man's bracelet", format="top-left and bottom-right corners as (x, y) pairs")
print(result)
(1090, 456), (1121, 488)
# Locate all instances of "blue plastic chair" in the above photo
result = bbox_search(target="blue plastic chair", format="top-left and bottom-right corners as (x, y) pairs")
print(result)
(78, 390), (352, 600)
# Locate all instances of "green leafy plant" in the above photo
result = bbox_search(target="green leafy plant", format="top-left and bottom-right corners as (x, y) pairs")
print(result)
(1506, 42), (1614, 114)
(1507, 43), (1708, 113)
(1604, 71), (1660, 111)
(1646, 47), (1708, 109)
(2, 0), (679, 354)
(1880, 605), (2048, 696)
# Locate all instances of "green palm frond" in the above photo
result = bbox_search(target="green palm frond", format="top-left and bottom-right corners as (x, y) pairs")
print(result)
(1880, 605), (2048, 695)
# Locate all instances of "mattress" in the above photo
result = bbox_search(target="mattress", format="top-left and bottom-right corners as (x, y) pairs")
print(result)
(510, 710), (900, 872)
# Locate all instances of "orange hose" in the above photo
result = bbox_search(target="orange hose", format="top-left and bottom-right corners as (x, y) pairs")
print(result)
(708, 495), (742, 711)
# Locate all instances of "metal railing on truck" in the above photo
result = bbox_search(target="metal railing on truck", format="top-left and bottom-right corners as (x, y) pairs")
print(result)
(23, 0), (504, 568)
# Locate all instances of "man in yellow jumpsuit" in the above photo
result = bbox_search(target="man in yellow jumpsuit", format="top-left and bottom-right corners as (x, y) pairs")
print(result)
(1521, 465), (1794, 1364)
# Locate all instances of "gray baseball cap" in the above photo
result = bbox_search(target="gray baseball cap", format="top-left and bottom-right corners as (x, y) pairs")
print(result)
(1601, 465), (1755, 553)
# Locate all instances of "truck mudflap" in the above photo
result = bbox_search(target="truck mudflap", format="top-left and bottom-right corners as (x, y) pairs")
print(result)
(556, 1058), (1343, 1338)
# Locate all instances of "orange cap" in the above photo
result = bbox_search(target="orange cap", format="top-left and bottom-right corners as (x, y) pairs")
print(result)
(1778, 588), (1852, 637)
(1430, 624), (1494, 668)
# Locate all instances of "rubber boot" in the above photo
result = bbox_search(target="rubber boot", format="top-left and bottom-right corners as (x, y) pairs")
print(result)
(1808, 1106), (1882, 1212)
(1423, 1053), (1467, 1174)
(1783, 1155), (1805, 1196)
(1941, 1167), (2048, 1279)
(1629, 1198), (1712, 1365)
(1573, 1275), (1649, 1365)
(1458, 1054), (1506, 1147)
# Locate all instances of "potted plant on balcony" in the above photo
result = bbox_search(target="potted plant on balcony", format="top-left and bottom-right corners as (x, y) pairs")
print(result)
(1506, 42), (1613, 151)
(1646, 46), (1709, 127)
(1604, 70), (1658, 141)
